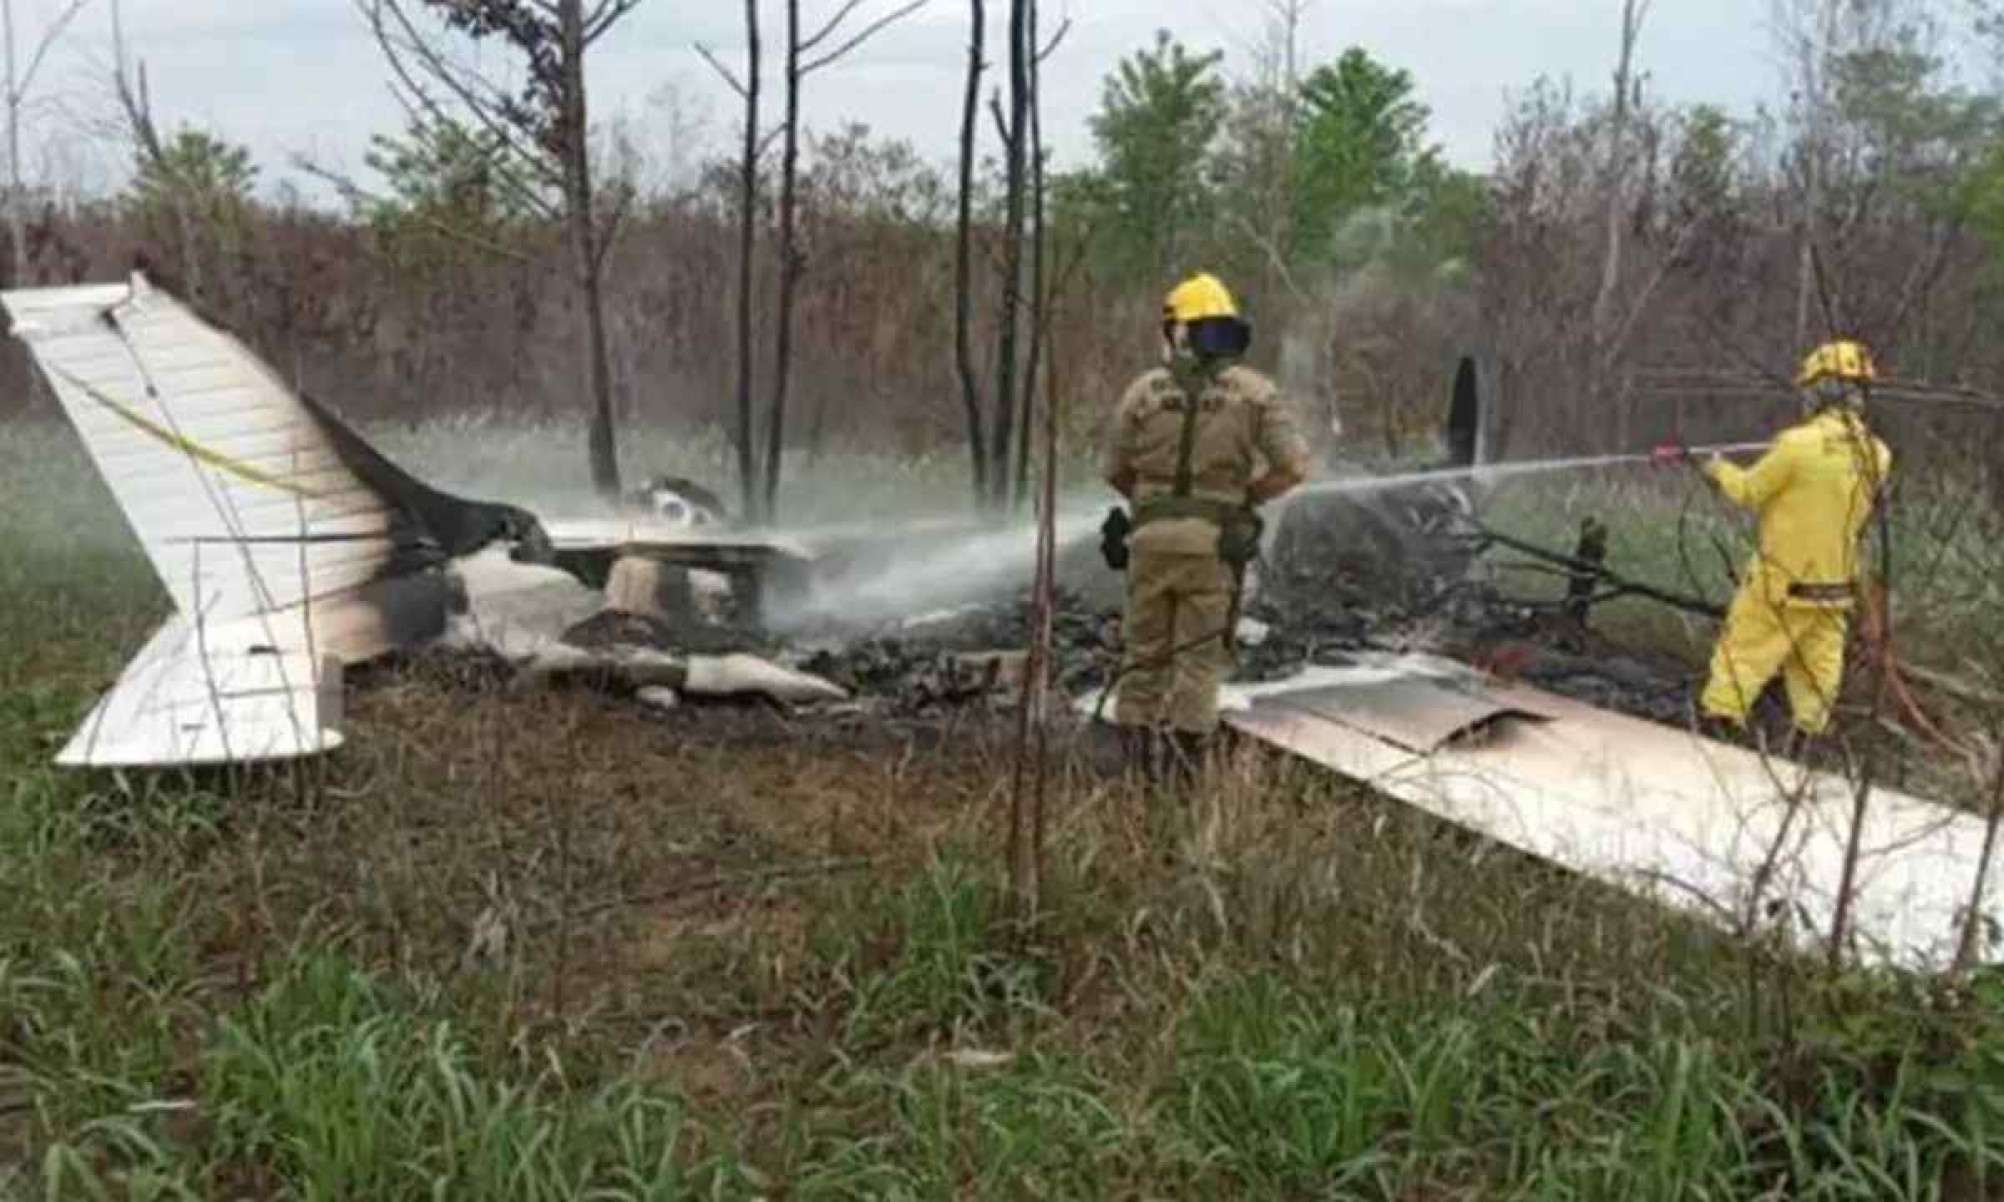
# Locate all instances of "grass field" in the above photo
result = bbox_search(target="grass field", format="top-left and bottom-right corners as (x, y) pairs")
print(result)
(6, 419), (2004, 1198)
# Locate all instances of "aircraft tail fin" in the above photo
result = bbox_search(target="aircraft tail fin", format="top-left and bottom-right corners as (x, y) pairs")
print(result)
(2, 273), (415, 625)
(0, 272), (526, 767)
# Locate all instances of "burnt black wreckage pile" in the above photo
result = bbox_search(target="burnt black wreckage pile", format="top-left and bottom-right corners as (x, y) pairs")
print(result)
(758, 485), (1697, 729)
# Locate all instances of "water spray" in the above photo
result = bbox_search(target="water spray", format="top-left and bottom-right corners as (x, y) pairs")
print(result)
(1287, 441), (1770, 499)
(775, 441), (1771, 627)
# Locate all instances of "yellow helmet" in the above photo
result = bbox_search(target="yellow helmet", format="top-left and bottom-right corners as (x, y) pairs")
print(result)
(1163, 273), (1239, 325)
(1795, 339), (1877, 389)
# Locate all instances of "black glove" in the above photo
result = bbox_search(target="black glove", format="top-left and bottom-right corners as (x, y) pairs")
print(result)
(1100, 506), (1132, 572)
(1217, 505), (1264, 570)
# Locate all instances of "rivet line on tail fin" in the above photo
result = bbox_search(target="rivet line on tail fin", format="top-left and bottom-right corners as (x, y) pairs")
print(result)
(47, 363), (324, 500)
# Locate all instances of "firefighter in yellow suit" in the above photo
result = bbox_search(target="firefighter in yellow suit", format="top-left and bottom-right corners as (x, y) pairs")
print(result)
(1102, 273), (1312, 781)
(1677, 339), (1893, 741)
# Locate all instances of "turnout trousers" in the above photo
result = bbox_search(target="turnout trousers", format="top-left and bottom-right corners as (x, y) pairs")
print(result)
(1699, 583), (1850, 736)
(1115, 546), (1237, 735)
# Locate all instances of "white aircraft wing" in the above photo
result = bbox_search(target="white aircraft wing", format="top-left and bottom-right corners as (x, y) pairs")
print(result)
(57, 612), (343, 768)
(1083, 653), (2004, 972)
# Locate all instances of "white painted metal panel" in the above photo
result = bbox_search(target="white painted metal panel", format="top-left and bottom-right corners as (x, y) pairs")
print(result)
(58, 614), (342, 767)
(542, 518), (814, 560)
(1084, 655), (2003, 972)
(440, 548), (605, 660)
(1, 274), (404, 625)
(2, 275), (466, 767)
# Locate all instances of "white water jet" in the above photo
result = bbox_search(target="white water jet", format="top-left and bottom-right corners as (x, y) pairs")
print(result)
(772, 443), (1770, 627)
(1288, 442), (1770, 499)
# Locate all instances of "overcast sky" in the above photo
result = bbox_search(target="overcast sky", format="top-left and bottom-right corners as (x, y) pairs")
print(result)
(29, 1), (1803, 203)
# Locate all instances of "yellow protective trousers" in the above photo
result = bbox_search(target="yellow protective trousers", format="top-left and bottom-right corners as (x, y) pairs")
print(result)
(1115, 548), (1236, 735)
(1699, 583), (1850, 735)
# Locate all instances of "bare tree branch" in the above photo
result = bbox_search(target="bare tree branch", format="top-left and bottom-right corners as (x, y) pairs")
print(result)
(1881, 216), (1958, 352)
(1602, 217), (1701, 372)
(357, 0), (628, 498)
(15, 0), (89, 101)
(6, 0), (95, 281)
(694, 41), (749, 97)
(1036, 15), (1069, 62)
(1229, 211), (1309, 304)
(360, 0), (564, 210)
(801, 0), (929, 75)
(988, 90), (1012, 150)
(756, 121), (785, 160)
(800, 0), (868, 53)
(590, 179), (635, 270)
(955, 0), (989, 502)
(109, 0), (203, 301)
(584, 0), (641, 42)
(110, 0), (161, 163)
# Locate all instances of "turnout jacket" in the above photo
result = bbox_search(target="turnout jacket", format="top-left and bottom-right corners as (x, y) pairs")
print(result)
(1702, 409), (1893, 609)
(1102, 361), (1312, 556)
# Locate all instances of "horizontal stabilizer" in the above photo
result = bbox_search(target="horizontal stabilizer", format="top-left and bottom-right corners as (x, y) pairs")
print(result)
(58, 615), (343, 768)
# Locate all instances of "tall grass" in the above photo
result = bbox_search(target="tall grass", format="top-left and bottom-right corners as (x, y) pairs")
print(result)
(7, 420), (2004, 1196)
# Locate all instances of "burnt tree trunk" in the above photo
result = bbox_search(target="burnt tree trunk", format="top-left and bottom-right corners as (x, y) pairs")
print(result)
(732, 0), (761, 518)
(1012, 0), (1045, 513)
(763, 0), (803, 523)
(988, 0), (1030, 513)
(955, 0), (989, 506)
(554, 0), (617, 499)
(559, 0), (620, 500)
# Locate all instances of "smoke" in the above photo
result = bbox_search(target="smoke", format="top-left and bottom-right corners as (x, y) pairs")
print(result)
(769, 490), (1112, 630)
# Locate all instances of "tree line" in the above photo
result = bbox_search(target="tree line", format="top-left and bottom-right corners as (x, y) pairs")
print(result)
(4, 0), (2004, 515)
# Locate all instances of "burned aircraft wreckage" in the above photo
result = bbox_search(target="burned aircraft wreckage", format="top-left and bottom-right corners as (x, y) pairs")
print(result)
(3, 274), (845, 769)
(9, 274), (2002, 975)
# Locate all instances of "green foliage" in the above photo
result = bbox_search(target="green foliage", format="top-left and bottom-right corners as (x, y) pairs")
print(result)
(1833, 44), (1998, 189)
(124, 128), (258, 230)
(1082, 29), (1226, 281)
(193, 956), (711, 1200)
(830, 854), (1054, 1048)
(1671, 103), (1739, 222)
(1070, 36), (1479, 293)
(1290, 48), (1442, 266)
(364, 116), (543, 241)
(790, 1054), (1133, 1197)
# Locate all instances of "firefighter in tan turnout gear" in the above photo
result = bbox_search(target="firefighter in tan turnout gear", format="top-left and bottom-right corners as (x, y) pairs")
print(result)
(1101, 273), (1312, 781)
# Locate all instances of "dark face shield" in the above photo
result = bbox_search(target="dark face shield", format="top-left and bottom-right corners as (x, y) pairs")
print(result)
(1804, 378), (1867, 415)
(1186, 316), (1252, 359)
